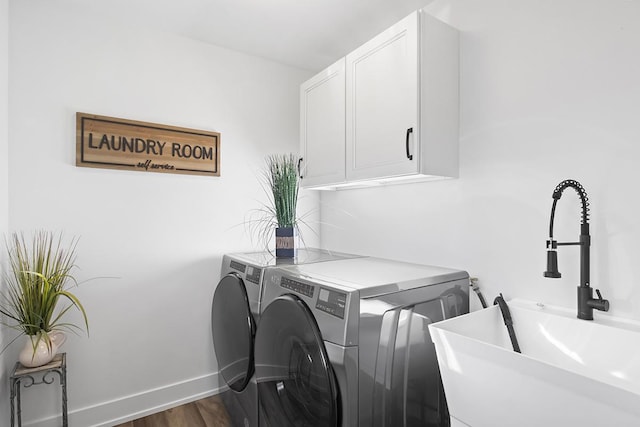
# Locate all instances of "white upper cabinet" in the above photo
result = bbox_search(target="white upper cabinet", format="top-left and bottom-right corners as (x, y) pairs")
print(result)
(300, 10), (458, 189)
(299, 58), (346, 187)
(346, 12), (419, 181)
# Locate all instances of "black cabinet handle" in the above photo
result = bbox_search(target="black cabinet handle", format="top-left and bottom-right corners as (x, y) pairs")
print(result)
(406, 128), (413, 160)
(297, 157), (304, 179)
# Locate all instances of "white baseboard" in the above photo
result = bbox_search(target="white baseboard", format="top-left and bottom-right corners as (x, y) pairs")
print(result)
(24, 372), (225, 427)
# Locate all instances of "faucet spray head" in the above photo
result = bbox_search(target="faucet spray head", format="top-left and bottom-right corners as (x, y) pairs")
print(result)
(544, 249), (561, 278)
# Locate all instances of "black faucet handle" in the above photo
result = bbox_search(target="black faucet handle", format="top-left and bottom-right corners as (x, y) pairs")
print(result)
(590, 288), (610, 312)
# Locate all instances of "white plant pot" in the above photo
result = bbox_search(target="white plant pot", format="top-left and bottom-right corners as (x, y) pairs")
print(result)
(19, 331), (67, 368)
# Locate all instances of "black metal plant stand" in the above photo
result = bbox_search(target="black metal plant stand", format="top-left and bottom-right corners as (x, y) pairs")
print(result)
(10, 352), (68, 427)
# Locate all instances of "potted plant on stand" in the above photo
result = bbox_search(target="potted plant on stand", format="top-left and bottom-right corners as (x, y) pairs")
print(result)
(0, 231), (89, 368)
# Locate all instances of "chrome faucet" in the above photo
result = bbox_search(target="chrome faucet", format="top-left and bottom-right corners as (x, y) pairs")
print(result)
(543, 179), (609, 320)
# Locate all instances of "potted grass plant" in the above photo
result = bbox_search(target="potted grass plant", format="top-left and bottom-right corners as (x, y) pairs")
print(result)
(0, 231), (89, 367)
(268, 154), (300, 258)
(247, 153), (301, 258)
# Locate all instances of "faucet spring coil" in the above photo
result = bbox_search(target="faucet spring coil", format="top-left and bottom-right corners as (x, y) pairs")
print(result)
(552, 179), (590, 224)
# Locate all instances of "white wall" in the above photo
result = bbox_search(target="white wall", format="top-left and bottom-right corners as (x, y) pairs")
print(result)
(0, 0), (10, 419)
(8, 0), (638, 424)
(8, 1), (313, 425)
(321, 0), (640, 318)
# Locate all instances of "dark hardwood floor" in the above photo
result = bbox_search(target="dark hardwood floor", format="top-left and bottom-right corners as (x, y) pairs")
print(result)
(115, 395), (231, 427)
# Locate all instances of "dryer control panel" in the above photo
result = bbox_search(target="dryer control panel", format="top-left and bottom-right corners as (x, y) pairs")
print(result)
(245, 266), (262, 285)
(280, 277), (315, 298)
(316, 287), (347, 319)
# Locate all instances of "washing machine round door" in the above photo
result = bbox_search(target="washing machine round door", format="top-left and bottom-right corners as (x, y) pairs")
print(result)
(211, 273), (256, 392)
(255, 294), (338, 427)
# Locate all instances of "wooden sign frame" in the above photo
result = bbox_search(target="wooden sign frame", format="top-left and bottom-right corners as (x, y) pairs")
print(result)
(76, 113), (220, 177)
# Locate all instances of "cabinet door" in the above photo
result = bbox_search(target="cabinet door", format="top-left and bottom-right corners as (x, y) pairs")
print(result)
(346, 12), (419, 181)
(299, 58), (346, 187)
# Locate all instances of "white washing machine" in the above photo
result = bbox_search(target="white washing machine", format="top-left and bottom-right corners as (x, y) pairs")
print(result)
(254, 257), (469, 427)
(211, 249), (362, 427)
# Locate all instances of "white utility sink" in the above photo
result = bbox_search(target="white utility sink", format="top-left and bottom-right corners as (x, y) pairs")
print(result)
(429, 298), (640, 427)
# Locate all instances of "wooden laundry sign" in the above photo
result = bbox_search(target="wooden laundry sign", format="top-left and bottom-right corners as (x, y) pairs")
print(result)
(76, 113), (220, 176)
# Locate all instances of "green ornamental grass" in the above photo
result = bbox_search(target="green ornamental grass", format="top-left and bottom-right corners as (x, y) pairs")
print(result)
(266, 153), (299, 228)
(0, 231), (89, 353)
(245, 153), (305, 250)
